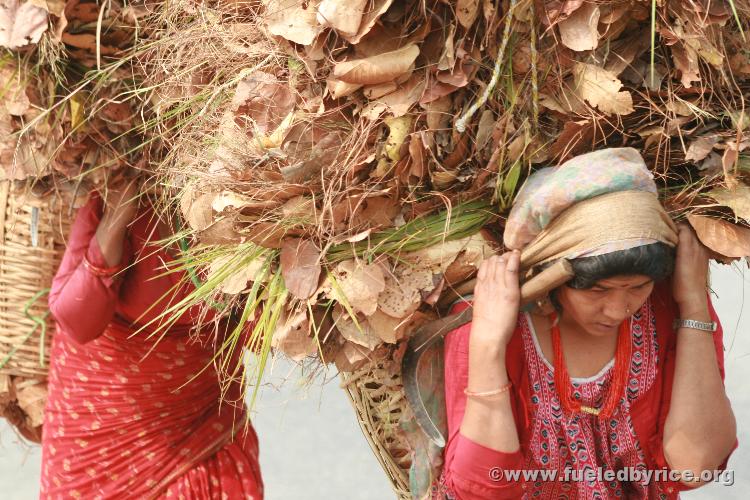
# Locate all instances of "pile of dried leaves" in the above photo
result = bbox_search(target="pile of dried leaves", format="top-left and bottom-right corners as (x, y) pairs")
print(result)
(1, 0), (144, 190)
(133, 0), (750, 375)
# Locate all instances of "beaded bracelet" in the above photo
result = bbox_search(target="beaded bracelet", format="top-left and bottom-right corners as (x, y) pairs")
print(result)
(464, 381), (513, 398)
(82, 255), (124, 278)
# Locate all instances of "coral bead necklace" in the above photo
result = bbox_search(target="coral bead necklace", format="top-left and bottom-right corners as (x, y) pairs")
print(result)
(550, 313), (632, 420)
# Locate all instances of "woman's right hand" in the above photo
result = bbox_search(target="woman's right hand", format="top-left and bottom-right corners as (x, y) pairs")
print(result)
(470, 250), (522, 350)
(102, 172), (141, 224)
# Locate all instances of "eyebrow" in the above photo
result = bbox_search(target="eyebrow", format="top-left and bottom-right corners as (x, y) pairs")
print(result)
(591, 279), (653, 290)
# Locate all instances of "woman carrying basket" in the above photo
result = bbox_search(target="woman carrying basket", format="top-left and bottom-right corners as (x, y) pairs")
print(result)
(40, 173), (263, 498)
(438, 148), (738, 499)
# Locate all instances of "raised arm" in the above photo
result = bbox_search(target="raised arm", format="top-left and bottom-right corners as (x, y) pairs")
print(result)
(662, 224), (737, 487)
(442, 252), (525, 499)
(48, 176), (140, 344)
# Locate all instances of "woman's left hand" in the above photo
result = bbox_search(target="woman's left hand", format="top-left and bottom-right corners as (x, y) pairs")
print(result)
(672, 223), (710, 315)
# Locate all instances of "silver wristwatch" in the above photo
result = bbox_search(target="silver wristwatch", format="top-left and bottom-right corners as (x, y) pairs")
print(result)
(673, 318), (718, 332)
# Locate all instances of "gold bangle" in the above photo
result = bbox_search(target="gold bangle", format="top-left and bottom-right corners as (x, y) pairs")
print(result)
(464, 382), (513, 398)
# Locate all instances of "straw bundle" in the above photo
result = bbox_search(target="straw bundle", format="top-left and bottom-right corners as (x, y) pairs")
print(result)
(121, 0), (748, 395)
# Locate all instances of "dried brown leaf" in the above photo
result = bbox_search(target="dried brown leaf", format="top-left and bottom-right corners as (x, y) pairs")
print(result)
(207, 255), (263, 294)
(474, 110), (495, 152)
(29, 0), (64, 17)
(361, 76), (425, 120)
(197, 217), (244, 246)
(0, 0), (48, 49)
(406, 234), (492, 273)
(14, 378), (45, 428)
(363, 81), (397, 99)
(280, 238), (322, 300)
(326, 78), (362, 99)
(329, 260), (386, 315)
(333, 44), (420, 85)
(456, 0), (479, 29)
(180, 186), (216, 232)
(272, 310), (317, 361)
(333, 307), (381, 349)
(605, 29), (651, 76)
(0, 65), (30, 116)
(550, 119), (595, 160)
(262, 0), (322, 45)
(558, 2), (599, 51)
(573, 62), (634, 115)
(671, 43), (700, 88)
(351, 196), (400, 229)
(708, 185), (750, 222)
(316, 0), (367, 36)
(400, 133), (426, 185)
(688, 215), (750, 259)
(334, 339), (371, 372)
(437, 23), (456, 71)
(365, 309), (404, 343)
(378, 265), (437, 318)
(343, 0), (393, 44)
(685, 135), (720, 162)
(424, 95), (452, 130)
(231, 71), (295, 136)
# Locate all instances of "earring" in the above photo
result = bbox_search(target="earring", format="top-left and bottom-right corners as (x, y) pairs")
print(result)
(535, 296), (554, 315)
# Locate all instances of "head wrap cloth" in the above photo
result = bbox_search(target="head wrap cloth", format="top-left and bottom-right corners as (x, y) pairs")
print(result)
(503, 148), (679, 304)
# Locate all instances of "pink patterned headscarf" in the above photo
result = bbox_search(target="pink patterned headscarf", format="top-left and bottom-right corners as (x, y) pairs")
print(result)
(504, 147), (667, 259)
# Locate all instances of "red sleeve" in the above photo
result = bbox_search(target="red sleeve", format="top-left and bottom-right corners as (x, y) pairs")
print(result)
(651, 293), (738, 493)
(441, 302), (525, 499)
(48, 193), (133, 344)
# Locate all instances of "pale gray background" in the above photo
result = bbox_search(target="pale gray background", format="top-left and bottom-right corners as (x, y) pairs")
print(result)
(2, 263), (748, 499)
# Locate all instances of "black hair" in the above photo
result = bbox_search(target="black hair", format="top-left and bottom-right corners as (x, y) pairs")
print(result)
(546, 242), (675, 312)
(567, 242), (675, 289)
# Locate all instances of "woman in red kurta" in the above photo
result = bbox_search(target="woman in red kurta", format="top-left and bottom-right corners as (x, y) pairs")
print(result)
(40, 177), (263, 499)
(436, 149), (738, 499)
(439, 282), (734, 499)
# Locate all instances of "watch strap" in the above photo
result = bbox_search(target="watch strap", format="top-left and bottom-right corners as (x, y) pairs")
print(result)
(673, 318), (717, 332)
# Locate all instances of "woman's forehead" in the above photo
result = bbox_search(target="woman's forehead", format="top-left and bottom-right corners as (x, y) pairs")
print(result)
(593, 275), (653, 288)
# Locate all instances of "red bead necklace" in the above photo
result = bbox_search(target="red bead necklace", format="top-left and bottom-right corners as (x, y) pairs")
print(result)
(550, 313), (632, 420)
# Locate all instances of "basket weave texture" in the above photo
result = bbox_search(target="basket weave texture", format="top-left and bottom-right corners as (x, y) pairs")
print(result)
(0, 180), (71, 377)
(340, 345), (414, 500)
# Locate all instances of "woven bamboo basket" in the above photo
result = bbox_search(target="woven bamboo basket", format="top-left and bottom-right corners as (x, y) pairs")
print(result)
(339, 346), (415, 500)
(0, 180), (73, 441)
(0, 180), (71, 377)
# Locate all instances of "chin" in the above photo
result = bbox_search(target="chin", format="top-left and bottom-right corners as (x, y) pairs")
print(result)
(586, 322), (619, 336)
